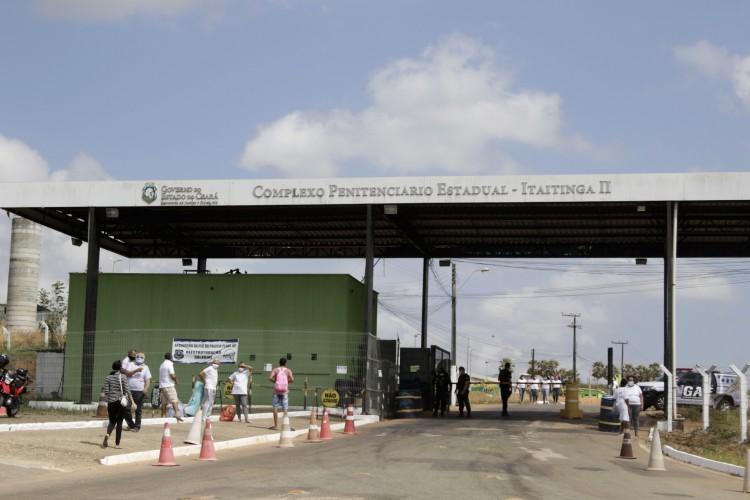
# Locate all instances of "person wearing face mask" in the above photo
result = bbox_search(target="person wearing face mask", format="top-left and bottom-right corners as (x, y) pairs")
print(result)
(623, 375), (644, 437)
(124, 352), (151, 432)
(199, 359), (221, 422)
(228, 362), (253, 422)
(120, 348), (143, 423)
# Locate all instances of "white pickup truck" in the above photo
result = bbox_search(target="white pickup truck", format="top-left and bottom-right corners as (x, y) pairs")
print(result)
(638, 369), (740, 411)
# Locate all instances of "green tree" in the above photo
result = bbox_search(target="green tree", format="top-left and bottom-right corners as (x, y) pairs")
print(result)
(591, 361), (607, 382)
(557, 368), (573, 382)
(536, 359), (559, 376)
(646, 363), (661, 381)
(592, 361), (620, 382)
(38, 281), (67, 348)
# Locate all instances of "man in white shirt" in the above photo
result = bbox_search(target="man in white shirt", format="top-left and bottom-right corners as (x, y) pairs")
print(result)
(159, 352), (182, 422)
(124, 352), (151, 432)
(199, 359), (221, 422)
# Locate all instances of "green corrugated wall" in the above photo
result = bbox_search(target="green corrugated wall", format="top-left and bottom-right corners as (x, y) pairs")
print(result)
(63, 273), (377, 404)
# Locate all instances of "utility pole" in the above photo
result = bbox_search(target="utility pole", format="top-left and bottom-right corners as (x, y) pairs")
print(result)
(530, 349), (535, 375)
(451, 263), (457, 371)
(611, 340), (628, 380)
(563, 313), (582, 382)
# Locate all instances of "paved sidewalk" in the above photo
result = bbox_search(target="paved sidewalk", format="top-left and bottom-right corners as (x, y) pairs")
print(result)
(0, 409), (377, 470)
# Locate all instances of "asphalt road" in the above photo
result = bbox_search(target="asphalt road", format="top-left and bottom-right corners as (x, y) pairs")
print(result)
(4, 404), (744, 500)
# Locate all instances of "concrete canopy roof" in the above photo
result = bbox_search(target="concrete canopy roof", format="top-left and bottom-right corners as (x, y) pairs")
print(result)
(3, 173), (750, 260)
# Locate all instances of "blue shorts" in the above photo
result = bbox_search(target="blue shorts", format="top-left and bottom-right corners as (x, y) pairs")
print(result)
(272, 393), (288, 410)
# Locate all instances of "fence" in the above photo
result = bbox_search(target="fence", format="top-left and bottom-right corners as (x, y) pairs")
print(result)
(8, 328), (394, 416)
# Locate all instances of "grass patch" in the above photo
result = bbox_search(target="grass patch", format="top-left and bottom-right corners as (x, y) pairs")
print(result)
(659, 407), (749, 466)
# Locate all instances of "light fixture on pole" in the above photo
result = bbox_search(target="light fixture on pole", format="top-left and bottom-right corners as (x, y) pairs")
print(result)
(439, 261), (490, 404)
(109, 257), (122, 273)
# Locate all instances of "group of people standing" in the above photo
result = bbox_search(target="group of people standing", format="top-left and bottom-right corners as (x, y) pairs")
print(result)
(516, 373), (563, 405)
(101, 347), (274, 449)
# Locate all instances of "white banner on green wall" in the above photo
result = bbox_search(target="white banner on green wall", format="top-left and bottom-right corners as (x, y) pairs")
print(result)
(172, 338), (239, 364)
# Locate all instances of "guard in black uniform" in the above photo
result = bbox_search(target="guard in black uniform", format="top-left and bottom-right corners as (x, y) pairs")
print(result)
(433, 362), (450, 417)
(456, 366), (471, 417)
(498, 362), (513, 417)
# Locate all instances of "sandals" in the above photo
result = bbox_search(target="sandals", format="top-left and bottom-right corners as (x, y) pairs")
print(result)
(102, 435), (109, 449)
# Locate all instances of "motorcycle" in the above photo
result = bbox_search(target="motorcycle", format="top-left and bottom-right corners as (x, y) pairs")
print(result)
(0, 354), (29, 417)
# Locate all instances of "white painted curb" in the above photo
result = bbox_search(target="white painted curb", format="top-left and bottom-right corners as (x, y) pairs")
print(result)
(0, 410), (311, 433)
(663, 445), (745, 477)
(100, 415), (379, 466)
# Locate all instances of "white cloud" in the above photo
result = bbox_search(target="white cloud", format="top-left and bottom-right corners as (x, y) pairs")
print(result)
(733, 56), (750, 110)
(34, 0), (225, 22)
(0, 134), (51, 182)
(675, 40), (750, 111)
(0, 134), (114, 301)
(50, 154), (113, 182)
(674, 40), (734, 79)
(240, 34), (600, 178)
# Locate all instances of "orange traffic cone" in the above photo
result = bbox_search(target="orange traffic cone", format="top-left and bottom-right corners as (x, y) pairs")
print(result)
(153, 422), (179, 466)
(0, 406), (7, 417)
(306, 408), (321, 443)
(278, 414), (294, 448)
(96, 389), (108, 418)
(618, 430), (636, 459)
(343, 404), (356, 435)
(198, 419), (218, 461)
(319, 407), (332, 440)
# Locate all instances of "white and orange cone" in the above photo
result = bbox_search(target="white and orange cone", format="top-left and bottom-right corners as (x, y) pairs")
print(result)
(198, 419), (217, 461)
(343, 404), (356, 435)
(278, 414), (295, 448)
(319, 407), (332, 440)
(306, 408), (321, 443)
(184, 407), (204, 445)
(153, 422), (179, 466)
(617, 430), (636, 459)
(646, 428), (666, 471)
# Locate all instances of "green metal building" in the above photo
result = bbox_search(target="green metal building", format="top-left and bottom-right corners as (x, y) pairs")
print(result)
(64, 273), (378, 406)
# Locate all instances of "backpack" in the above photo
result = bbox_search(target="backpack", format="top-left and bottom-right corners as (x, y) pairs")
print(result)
(274, 367), (289, 393)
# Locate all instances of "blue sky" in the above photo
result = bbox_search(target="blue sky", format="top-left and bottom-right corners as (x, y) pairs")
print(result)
(1, 1), (750, 378)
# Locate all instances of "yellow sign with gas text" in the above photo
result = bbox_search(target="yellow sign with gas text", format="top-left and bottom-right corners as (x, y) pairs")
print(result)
(322, 388), (339, 407)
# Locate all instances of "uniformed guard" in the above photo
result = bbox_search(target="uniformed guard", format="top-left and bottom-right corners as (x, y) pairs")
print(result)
(433, 361), (450, 417)
(498, 362), (513, 417)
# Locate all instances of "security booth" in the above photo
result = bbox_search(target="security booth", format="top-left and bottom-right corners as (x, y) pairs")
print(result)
(396, 345), (450, 417)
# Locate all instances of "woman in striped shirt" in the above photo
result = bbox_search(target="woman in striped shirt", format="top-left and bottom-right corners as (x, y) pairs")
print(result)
(102, 360), (132, 449)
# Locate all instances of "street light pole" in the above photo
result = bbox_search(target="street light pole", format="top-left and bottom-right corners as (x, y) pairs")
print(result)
(611, 340), (628, 379)
(451, 263), (457, 371)
(440, 261), (489, 404)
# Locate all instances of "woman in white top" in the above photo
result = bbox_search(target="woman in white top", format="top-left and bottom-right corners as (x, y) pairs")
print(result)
(228, 362), (253, 422)
(516, 375), (527, 403)
(551, 375), (562, 403)
(614, 378), (630, 433)
(541, 375), (551, 404)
